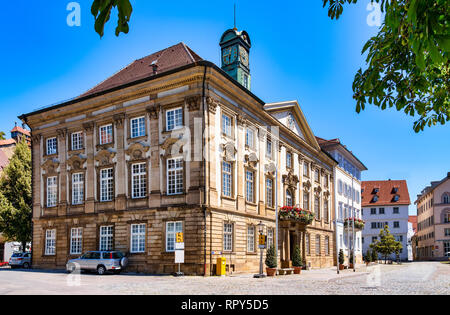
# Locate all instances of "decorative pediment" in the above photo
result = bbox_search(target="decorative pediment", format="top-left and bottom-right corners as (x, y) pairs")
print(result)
(126, 142), (150, 161)
(186, 96), (201, 112)
(303, 180), (312, 191)
(265, 162), (277, 175)
(314, 186), (323, 195)
(244, 152), (259, 167)
(95, 149), (116, 166)
(283, 171), (299, 189)
(323, 190), (331, 199)
(42, 158), (60, 174)
(161, 136), (188, 157)
(67, 154), (87, 171)
(221, 141), (237, 161)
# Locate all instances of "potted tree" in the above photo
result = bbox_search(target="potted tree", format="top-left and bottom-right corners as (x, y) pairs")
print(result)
(338, 249), (345, 270)
(349, 252), (354, 269)
(365, 250), (371, 266)
(292, 245), (302, 274)
(265, 245), (277, 277)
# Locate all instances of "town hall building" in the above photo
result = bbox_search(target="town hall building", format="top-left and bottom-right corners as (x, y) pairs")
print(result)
(20, 28), (337, 275)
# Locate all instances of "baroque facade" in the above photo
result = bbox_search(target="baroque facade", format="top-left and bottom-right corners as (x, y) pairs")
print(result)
(20, 30), (337, 275)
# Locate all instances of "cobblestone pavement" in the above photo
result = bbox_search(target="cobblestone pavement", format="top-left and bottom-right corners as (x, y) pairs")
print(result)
(0, 261), (448, 295)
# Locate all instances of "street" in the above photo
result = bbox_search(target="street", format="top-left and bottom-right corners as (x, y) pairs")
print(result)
(0, 261), (448, 295)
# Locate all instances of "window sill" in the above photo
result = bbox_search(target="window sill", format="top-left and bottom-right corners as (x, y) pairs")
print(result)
(245, 201), (258, 207)
(128, 135), (148, 142)
(68, 149), (84, 155)
(221, 195), (236, 201)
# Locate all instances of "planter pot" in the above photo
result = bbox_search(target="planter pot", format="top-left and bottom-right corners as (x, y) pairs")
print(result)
(349, 264), (354, 269)
(339, 264), (345, 270)
(365, 262), (370, 266)
(266, 268), (277, 277)
(293, 267), (302, 274)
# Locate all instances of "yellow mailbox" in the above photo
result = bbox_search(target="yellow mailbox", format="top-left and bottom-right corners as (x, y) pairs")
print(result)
(216, 257), (226, 276)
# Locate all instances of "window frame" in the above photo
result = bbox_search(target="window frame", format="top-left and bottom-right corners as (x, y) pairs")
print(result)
(130, 223), (146, 254)
(130, 116), (146, 139)
(71, 172), (85, 205)
(100, 168), (114, 202)
(99, 225), (114, 251)
(70, 227), (83, 255)
(245, 169), (255, 203)
(167, 157), (184, 196)
(247, 225), (256, 253)
(71, 131), (84, 151)
(223, 222), (234, 252)
(131, 162), (147, 199)
(46, 137), (58, 156)
(99, 124), (113, 145)
(45, 229), (56, 256)
(166, 107), (183, 132)
(46, 176), (58, 208)
(165, 221), (183, 252)
(222, 161), (233, 198)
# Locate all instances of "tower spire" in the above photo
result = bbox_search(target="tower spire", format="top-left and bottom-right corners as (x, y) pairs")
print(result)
(233, 3), (237, 31)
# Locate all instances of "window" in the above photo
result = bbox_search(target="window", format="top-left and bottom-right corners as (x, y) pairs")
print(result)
(315, 235), (321, 256)
(45, 230), (56, 255)
(393, 195), (400, 202)
(47, 176), (57, 207)
(131, 224), (146, 253)
(266, 139), (272, 159)
(445, 228), (450, 237)
(245, 170), (254, 203)
(306, 234), (310, 255)
(130, 116), (146, 138)
(324, 199), (329, 222)
(371, 208), (377, 215)
(325, 236), (330, 256)
(71, 132), (83, 151)
(372, 236), (377, 243)
(243, 74), (249, 89)
(303, 192), (310, 210)
(224, 223), (233, 252)
(394, 221), (400, 228)
(286, 152), (292, 169)
(393, 207), (399, 214)
(443, 194), (450, 204)
(247, 226), (255, 252)
(379, 208), (385, 215)
(303, 162), (309, 177)
(166, 108), (183, 131)
(267, 228), (274, 248)
(444, 241), (450, 257)
(99, 124), (113, 145)
(46, 137), (57, 155)
(167, 158), (183, 195)
(100, 168), (114, 202)
(70, 228), (82, 255)
(222, 162), (232, 198)
(314, 169), (320, 183)
(131, 163), (147, 199)
(72, 173), (84, 205)
(338, 180), (343, 195)
(99, 226), (113, 251)
(445, 213), (450, 224)
(314, 196), (320, 220)
(222, 114), (232, 137)
(266, 178), (273, 208)
(166, 221), (183, 252)
(286, 189), (293, 207)
(245, 128), (254, 148)
(324, 175), (329, 188)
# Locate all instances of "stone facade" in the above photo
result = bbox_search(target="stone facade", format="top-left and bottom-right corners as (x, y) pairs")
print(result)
(21, 46), (337, 275)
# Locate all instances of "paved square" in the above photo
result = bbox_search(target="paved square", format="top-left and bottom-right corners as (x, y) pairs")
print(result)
(0, 262), (448, 295)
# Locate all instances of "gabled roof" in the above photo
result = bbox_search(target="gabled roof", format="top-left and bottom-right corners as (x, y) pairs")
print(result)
(415, 172), (450, 203)
(79, 42), (203, 98)
(316, 136), (368, 171)
(408, 216), (418, 233)
(0, 139), (16, 147)
(361, 180), (411, 207)
(264, 100), (321, 151)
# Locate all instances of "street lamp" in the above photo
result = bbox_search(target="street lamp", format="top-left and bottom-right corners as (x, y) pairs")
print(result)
(254, 221), (266, 278)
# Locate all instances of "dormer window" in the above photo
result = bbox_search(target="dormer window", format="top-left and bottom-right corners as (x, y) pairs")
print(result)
(392, 187), (399, 194)
(373, 195), (379, 202)
(373, 188), (379, 194)
(393, 195), (400, 202)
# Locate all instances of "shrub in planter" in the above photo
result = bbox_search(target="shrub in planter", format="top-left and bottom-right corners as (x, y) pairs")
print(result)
(292, 245), (302, 274)
(371, 249), (378, 263)
(339, 249), (345, 270)
(265, 245), (277, 276)
(349, 252), (354, 268)
(365, 250), (372, 265)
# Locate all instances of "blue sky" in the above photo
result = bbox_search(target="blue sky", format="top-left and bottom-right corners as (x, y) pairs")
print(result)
(1, 1), (448, 214)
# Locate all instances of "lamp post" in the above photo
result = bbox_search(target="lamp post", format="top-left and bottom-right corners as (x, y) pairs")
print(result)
(254, 221), (266, 278)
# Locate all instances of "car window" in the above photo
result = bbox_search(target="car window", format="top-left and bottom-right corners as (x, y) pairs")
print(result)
(82, 252), (92, 259)
(91, 252), (101, 259)
(24, 253), (31, 258)
(12, 253), (23, 258)
(112, 252), (124, 259)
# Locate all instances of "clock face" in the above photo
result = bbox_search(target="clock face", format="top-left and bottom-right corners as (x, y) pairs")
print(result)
(222, 46), (238, 65)
(240, 47), (249, 67)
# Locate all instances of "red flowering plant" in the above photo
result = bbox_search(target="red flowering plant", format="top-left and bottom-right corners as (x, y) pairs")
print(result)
(279, 206), (314, 225)
(344, 217), (365, 230)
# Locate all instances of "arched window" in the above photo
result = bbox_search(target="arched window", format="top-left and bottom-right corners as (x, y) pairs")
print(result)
(443, 193), (449, 204)
(286, 189), (293, 207)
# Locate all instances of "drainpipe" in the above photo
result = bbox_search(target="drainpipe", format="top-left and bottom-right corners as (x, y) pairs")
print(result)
(334, 166), (339, 274)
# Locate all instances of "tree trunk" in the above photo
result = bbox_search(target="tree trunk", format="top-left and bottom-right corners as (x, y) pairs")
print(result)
(21, 241), (27, 252)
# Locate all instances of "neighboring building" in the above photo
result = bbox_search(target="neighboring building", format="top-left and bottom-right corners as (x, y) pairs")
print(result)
(416, 172), (450, 261)
(407, 215), (417, 261)
(361, 180), (411, 261)
(317, 138), (367, 264)
(19, 29), (337, 275)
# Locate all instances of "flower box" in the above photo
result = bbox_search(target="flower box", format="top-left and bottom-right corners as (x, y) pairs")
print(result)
(344, 217), (365, 230)
(279, 206), (314, 225)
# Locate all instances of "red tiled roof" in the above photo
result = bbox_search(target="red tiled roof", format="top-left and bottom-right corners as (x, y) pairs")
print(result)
(316, 137), (340, 146)
(11, 126), (30, 136)
(361, 180), (411, 207)
(0, 139), (16, 146)
(79, 42), (203, 98)
(408, 216), (418, 233)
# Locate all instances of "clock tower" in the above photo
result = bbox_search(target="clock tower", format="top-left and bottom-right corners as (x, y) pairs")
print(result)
(220, 28), (251, 90)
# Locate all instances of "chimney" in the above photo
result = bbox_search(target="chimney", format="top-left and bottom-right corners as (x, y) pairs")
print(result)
(151, 60), (158, 75)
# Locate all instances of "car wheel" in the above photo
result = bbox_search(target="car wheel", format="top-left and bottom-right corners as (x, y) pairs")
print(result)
(23, 262), (30, 269)
(97, 265), (106, 275)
